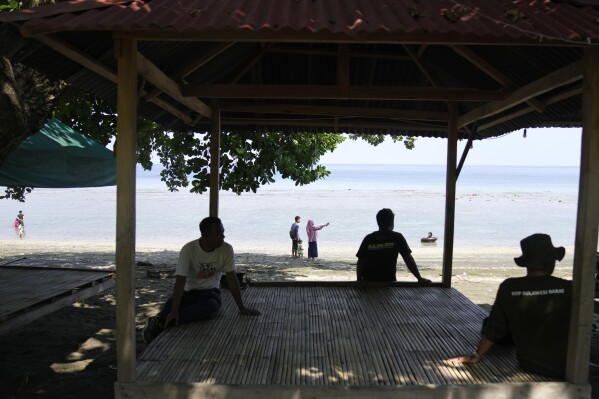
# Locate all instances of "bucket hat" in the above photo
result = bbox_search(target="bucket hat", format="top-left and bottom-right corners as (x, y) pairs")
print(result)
(514, 233), (565, 270)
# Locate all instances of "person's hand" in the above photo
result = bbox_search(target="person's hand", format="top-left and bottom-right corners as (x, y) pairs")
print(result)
(418, 277), (432, 284)
(447, 354), (481, 364)
(164, 311), (179, 328)
(239, 307), (261, 316)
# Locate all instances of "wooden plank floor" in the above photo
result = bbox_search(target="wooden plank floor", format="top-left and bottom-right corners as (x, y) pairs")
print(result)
(0, 264), (115, 334)
(137, 286), (553, 386)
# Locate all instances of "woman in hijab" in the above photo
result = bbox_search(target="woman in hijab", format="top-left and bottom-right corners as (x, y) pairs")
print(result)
(305, 219), (329, 260)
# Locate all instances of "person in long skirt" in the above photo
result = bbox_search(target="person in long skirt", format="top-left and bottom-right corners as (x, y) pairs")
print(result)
(305, 219), (329, 259)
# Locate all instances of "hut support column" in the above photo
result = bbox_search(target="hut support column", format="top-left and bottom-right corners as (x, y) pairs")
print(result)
(566, 47), (599, 383)
(209, 105), (221, 217)
(442, 105), (458, 287)
(114, 38), (138, 382)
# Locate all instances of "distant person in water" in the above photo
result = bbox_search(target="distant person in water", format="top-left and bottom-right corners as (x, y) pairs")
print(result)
(356, 208), (431, 283)
(305, 219), (329, 259)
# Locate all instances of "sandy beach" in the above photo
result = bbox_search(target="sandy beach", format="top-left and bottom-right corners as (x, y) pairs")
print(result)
(1, 239), (595, 398)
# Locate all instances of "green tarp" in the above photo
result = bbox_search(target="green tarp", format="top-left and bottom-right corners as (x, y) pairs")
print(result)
(0, 119), (116, 188)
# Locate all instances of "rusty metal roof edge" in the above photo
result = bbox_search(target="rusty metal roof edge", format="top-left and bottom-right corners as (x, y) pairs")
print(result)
(3, 0), (599, 47)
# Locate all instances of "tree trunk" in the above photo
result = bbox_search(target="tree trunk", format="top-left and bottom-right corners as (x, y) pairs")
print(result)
(0, 24), (66, 165)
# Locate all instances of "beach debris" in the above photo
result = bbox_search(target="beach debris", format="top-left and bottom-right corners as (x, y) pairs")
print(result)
(146, 269), (175, 279)
(136, 260), (153, 267)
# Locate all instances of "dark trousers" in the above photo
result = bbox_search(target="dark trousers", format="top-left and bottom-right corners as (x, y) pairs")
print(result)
(158, 288), (221, 325)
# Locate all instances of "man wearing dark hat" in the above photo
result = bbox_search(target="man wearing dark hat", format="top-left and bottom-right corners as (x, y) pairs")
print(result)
(449, 233), (571, 379)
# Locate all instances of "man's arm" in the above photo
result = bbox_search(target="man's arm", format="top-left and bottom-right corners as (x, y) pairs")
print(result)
(226, 271), (261, 316)
(164, 275), (186, 327)
(447, 335), (494, 364)
(402, 253), (431, 283)
(356, 258), (365, 281)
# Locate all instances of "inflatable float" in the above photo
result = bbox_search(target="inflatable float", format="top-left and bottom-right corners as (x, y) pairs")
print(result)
(421, 232), (437, 243)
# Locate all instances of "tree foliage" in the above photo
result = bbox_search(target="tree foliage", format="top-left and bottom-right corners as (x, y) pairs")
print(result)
(53, 91), (347, 195)
(0, 1), (19, 12)
(3, 85), (417, 200)
(0, 1), (418, 201)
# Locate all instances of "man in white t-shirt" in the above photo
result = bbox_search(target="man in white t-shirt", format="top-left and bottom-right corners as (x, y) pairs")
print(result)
(143, 217), (260, 344)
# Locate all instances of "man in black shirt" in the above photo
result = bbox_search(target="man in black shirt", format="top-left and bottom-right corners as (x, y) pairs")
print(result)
(449, 233), (571, 379)
(356, 208), (431, 283)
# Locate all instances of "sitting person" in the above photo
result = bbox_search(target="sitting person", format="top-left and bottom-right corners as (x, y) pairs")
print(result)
(448, 233), (571, 379)
(356, 208), (430, 283)
(143, 216), (260, 344)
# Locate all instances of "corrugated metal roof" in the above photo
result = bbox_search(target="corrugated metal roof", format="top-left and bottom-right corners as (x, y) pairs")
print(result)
(0, 0), (596, 140)
(4, 0), (599, 45)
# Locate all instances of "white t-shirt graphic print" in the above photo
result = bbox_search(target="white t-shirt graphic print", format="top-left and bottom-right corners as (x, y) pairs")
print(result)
(175, 239), (235, 291)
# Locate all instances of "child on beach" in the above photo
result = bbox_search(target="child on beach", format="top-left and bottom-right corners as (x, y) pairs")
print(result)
(297, 239), (304, 258)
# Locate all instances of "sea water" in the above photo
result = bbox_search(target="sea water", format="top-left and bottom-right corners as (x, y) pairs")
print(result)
(0, 164), (581, 250)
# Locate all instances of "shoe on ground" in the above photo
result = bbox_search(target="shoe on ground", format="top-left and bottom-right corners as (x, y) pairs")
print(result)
(142, 316), (164, 344)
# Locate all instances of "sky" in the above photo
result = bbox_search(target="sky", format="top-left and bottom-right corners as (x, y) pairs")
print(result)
(320, 127), (582, 166)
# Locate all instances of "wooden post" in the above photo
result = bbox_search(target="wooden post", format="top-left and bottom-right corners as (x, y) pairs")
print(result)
(566, 47), (599, 383)
(456, 135), (474, 180)
(442, 105), (458, 287)
(209, 105), (221, 217)
(115, 37), (137, 383)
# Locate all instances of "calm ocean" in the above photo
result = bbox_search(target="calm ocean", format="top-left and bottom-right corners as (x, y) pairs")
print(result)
(0, 164), (581, 250)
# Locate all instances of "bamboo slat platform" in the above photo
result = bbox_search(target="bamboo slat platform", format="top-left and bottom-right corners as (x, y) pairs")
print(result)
(118, 285), (589, 399)
(0, 262), (115, 335)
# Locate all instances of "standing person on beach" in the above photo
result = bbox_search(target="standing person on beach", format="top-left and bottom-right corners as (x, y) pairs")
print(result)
(143, 216), (260, 344)
(306, 219), (329, 260)
(14, 210), (25, 239)
(448, 233), (571, 379)
(356, 208), (431, 283)
(290, 216), (301, 258)
(16, 210), (24, 226)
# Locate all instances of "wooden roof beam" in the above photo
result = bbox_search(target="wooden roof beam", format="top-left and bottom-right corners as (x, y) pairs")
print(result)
(182, 84), (506, 101)
(451, 45), (546, 113)
(477, 84), (582, 131)
(230, 43), (273, 83)
(203, 118), (449, 133)
(111, 30), (577, 46)
(403, 45), (438, 87)
(145, 42), (236, 101)
(403, 44), (452, 111)
(35, 34), (209, 122)
(269, 47), (411, 61)
(136, 54), (212, 119)
(337, 44), (350, 97)
(220, 104), (449, 121)
(458, 60), (583, 128)
(36, 35), (117, 84)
